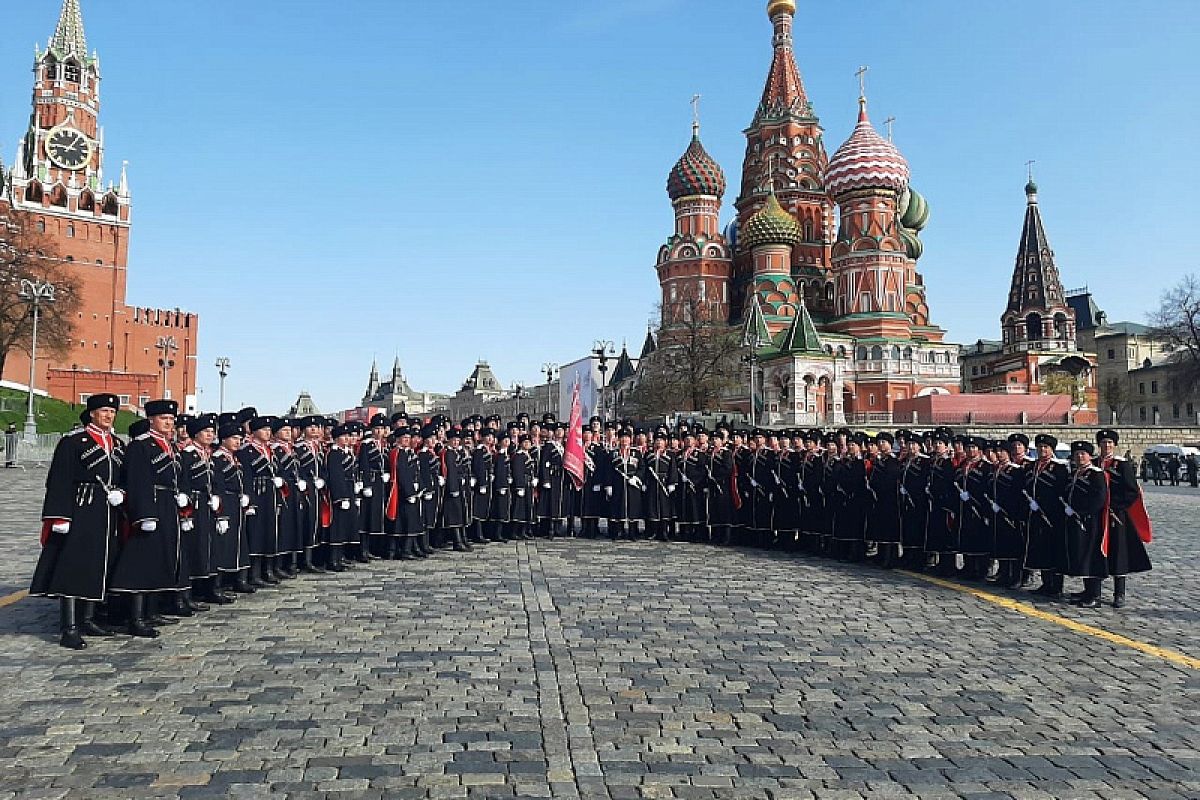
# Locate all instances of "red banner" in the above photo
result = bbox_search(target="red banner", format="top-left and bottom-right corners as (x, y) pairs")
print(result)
(563, 381), (585, 490)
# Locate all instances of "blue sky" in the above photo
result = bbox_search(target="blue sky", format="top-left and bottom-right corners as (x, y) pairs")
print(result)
(2, 1), (1195, 413)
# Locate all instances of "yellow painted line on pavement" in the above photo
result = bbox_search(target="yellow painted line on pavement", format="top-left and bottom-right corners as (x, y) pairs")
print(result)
(0, 589), (29, 609)
(898, 570), (1200, 671)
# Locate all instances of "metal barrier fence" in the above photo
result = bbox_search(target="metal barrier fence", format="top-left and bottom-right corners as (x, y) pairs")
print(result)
(4, 432), (62, 468)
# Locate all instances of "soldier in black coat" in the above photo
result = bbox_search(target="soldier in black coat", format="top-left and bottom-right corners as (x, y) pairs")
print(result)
(865, 432), (903, 568)
(831, 436), (868, 560)
(796, 432), (825, 550)
(677, 434), (709, 543)
(606, 429), (644, 541)
(509, 436), (538, 538)
(579, 431), (609, 538)
(488, 436), (514, 541)
(325, 424), (358, 571)
(417, 431), (442, 551)
(31, 394), (127, 649)
(706, 430), (736, 546)
(643, 433), (679, 542)
(238, 416), (282, 585)
(112, 399), (191, 636)
(440, 430), (470, 551)
(745, 433), (778, 546)
(897, 432), (931, 569)
(1063, 441), (1112, 608)
(1095, 429), (1152, 607)
(537, 429), (570, 538)
(987, 439), (1028, 588)
(1026, 434), (1070, 598)
(470, 432), (496, 544)
(212, 421), (253, 591)
(357, 415), (390, 557)
(389, 428), (426, 559)
(179, 415), (232, 606)
(926, 432), (959, 573)
(954, 437), (993, 580)
(293, 417), (326, 572)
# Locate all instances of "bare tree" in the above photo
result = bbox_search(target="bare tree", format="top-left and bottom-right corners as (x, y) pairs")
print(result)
(1148, 272), (1200, 401)
(627, 290), (743, 418)
(1100, 375), (1127, 422)
(0, 210), (81, 381)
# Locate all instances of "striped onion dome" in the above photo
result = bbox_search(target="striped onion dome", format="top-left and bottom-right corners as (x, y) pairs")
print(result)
(741, 192), (802, 249)
(667, 133), (727, 201)
(825, 98), (909, 199)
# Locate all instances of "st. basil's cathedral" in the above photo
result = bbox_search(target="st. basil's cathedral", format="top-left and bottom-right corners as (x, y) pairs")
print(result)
(655, 0), (962, 425)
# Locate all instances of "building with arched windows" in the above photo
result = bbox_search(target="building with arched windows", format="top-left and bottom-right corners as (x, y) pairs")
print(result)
(652, 0), (961, 425)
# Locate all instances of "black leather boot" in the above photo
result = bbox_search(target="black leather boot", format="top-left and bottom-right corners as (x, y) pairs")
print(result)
(126, 594), (160, 638)
(233, 568), (256, 593)
(327, 545), (347, 572)
(1113, 576), (1127, 608)
(80, 600), (115, 637)
(59, 598), (86, 650)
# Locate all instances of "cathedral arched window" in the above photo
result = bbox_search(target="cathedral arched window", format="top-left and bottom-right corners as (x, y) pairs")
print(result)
(79, 191), (94, 212)
(25, 182), (43, 203)
(43, 59), (58, 81)
(1025, 313), (1042, 341)
(871, 346), (883, 361)
(50, 186), (68, 208)
(102, 194), (119, 216)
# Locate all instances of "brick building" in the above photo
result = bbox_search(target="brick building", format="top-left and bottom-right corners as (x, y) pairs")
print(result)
(652, 0), (960, 426)
(0, 0), (198, 411)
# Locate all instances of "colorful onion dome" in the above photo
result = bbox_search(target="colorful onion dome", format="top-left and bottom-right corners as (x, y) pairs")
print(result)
(899, 228), (924, 260)
(825, 98), (910, 199)
(723, 219), (739, 251)
(667, 133), (726, 201)
(899, 187), (930, 231)
(767, 0), (797, 18)
(741, 192), (802, 249)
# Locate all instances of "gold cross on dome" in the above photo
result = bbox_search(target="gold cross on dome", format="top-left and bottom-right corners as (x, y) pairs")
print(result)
(855, 65), (869, 97)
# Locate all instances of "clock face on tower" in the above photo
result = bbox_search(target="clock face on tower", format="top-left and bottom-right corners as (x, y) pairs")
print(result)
(46, 126), (93, 171)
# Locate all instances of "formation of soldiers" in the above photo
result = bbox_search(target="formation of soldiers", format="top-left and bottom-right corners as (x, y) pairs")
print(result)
(30, 394), (1153, 650)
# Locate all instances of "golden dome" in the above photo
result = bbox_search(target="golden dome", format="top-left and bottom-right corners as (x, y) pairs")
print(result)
(767, 0), (797, 18)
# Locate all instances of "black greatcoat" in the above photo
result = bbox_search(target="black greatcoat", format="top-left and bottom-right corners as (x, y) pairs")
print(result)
(325, 446), (358, 546)
(746, 449), (777, 532)
(774, 450), (801, 534)
(488, 448), (512, 523)
(440, 447), (469, 529)
(606, 448), (644, 522)
(580, 443), (609, 520)
(866, 453), (902, 545)
(111, 433), (187, 593)
(925, 455), (958, 554)
(390, 447), (424, 536)
(832, 456), (867, 543)
(293, 439), (323, 551)
(797, 450), (824, 536)
(642, 451), (679, 523)
(955, 457), (992, 556)
(472, 446), (494, 522)
(179, 444), (218, 580)
(31, 427), (125, 602)
(987, 461), (1027, 562)
(510, 448), (537, 523)
(1100, 455), (1152, 577)
(818, 453), (839, 538)
(676, 447), (707, 529)
(537, 442), (570, 521)
(357, 438), (388, 536)
(1024, 458), (1068, 571)
(1064, 464), (1110, 578)
(211, 446), (248, 572)
(898, 453), (931, 550)
(274, 443), (306, 554)
(418, 448), (441, 530)
(706, 446), (734, 527)
(238, 442), (280, 557)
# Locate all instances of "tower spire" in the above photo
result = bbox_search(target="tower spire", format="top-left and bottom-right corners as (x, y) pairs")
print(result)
(691, 94), (702, 138)
(756, 0), (811, 123)
(50, 0), (88, 59)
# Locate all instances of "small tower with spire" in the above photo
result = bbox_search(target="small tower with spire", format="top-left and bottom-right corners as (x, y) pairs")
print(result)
(362, 359), (381, 405)
(1002, 176), (1077, 351)
(656, 97), (733, 330)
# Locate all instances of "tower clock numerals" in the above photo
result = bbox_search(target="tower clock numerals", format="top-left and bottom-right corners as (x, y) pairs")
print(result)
(46, 126), (92, 170)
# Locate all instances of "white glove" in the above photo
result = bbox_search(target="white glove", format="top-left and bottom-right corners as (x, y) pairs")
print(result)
(407, 496), (417, 504)
(768, 493), (774, 502)
(470, 477), (477, 488)
(750, 479), (760, 488)
(181, 519), (194, 532)
(605, 487), (613, 498)
(668, 484), (676, 494)
(499, 488), (508, 496)
(592, 485), (601, 493)
(354, 481), (364, 494)
(355, 499), (361, 508)
(517, 489), (526, 497)
(175, 493), (190, 508)
(297, 480), (307, 492)
(450, 491), (460, 498)
(107, 489), (125, 506)
(423, 492), (434, 501)
(140, 520), (157, 532)
(437, 476), (446, 487)
(216, 520), (229, 534)
(51, 521), (70, 534)
(1029, 499), (1040, 512)
(315, 478), (325, 489)
(990, 501), (1001, 514)
(339, 499), (351, 510)
(900, 486), (909, 497)
(240, 494), (250, 508)
(272, 477), (284, 489)
(382, 473), (391, 483)
(362, 488), (373, 498)
(479, 487), (488, 495)
(543, 481), (552, 489)
(208, 495), (221, 511)
(630, 477), (644, 490)
(1064, 505), (1075, 517)
(959, 490), (971, 502)
(246, 507), (257, 516)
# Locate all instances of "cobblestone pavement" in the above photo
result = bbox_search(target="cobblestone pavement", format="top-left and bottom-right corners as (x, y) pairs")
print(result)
(0, 468), (1197, 799)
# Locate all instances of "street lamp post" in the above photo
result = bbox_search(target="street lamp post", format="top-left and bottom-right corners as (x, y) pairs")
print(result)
(592, 340), (614, 421)
(19, 279), (56, 436)
(156, 335), (178, 399)
(215, 357), (231, 413)
(512, 382), (524, 417)
(541, 363), (558, 417)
